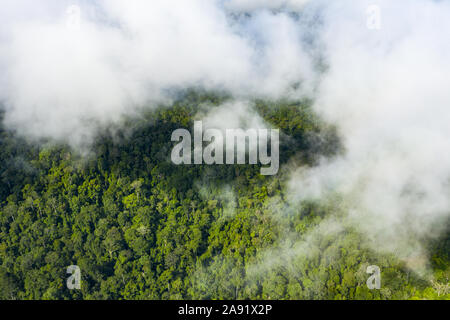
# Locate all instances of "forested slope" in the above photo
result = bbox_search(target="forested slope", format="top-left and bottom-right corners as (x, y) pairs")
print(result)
(0, 93), (448, 299)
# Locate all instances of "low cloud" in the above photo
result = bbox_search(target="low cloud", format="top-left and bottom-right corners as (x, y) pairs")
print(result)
(289, 0), (450, 268)
(1, 0), (449, 274)
(0, 0), (317, 145)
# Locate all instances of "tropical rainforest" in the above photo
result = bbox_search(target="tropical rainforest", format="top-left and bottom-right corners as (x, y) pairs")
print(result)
(0, 92), (448, 300)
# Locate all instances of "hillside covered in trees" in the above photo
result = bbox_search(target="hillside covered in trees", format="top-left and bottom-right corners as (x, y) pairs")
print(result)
(0, 93), (449, 300)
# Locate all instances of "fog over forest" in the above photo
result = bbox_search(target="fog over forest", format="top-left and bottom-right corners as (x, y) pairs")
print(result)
(0, 0), (449, 300)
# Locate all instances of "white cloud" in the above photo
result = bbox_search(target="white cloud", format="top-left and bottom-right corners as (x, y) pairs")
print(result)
(1, 0), (449, 272)
(289, 0), (450, 264)
(224, 0), (311, 12)
(0, 0), (316, 145)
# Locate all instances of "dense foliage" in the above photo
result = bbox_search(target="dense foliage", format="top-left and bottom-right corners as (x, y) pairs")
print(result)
(0, 93), (448, 299)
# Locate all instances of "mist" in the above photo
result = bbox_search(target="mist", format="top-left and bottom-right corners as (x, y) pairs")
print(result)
(287, 0), (450, 269)
(1, 0), (450, 275)
(0, 0), (316, 146)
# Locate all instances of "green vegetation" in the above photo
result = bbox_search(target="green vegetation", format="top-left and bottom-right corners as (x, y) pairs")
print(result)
(0, 93), (448, 299)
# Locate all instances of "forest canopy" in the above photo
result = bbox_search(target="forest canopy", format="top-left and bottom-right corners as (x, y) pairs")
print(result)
(0, 93), (448, 300)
